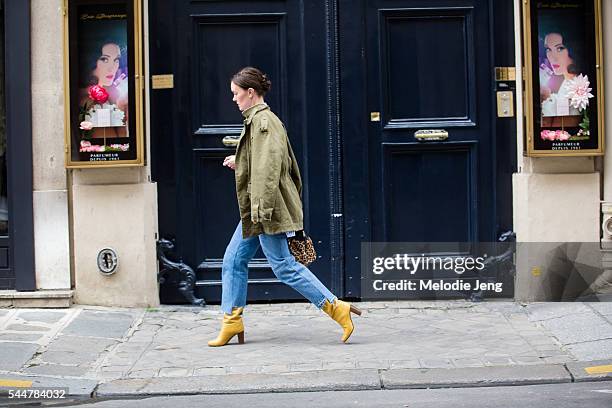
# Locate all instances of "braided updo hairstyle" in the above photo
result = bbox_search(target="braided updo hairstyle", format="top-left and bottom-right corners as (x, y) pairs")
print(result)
(231, 67), (272, 96)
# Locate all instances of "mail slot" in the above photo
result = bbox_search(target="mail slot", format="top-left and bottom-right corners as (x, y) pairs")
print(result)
(414, 129), (449, 141)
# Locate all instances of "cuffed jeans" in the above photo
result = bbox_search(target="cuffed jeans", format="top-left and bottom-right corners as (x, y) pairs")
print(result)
(220, 221), (336, 314)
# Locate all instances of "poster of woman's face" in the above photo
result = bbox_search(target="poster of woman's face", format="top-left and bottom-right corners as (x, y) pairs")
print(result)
(71, 2), (135, 162)
(531, 0), (599, 152)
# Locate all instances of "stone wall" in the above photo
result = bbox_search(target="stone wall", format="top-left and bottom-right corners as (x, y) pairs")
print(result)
(30, 0), (159, 306)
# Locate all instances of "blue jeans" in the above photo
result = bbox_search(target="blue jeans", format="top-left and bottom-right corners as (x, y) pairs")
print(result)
(221, 221), (336, 314)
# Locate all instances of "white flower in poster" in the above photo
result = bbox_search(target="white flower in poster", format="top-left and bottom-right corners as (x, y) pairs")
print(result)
(566, 74), (594, 111)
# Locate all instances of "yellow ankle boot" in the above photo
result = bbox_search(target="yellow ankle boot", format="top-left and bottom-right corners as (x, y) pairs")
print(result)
(207, 307), (245, 347)
(322, 299), (362, 342)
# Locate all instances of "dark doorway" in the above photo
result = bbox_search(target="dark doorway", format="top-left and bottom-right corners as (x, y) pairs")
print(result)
(0, 0), (9, 289)
(3, 0), (35, 291)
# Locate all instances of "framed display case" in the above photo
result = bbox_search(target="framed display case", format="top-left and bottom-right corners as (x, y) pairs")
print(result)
(64, 0), (144, 167)
(523, 0), (604, 156)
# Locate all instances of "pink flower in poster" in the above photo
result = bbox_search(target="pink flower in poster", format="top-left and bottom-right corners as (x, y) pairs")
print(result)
(88, 85), (109, 105)
(79, 121), (93, 130)
(556, 130), (571, 141)
(540, 130), (556, 141)
(566, 74), (594, 111)
(79, 140), (106, 152)
(110, 143), (130, 151)
(540, 129), (571, 141)
(79, 140), (92, 152)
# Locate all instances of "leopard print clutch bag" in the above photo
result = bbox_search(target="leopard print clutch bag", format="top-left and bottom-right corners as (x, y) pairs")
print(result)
(287, 230), (317, 266)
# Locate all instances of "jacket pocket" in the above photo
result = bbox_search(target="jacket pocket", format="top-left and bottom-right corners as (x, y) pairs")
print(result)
(259, 197), (274, 222)
(260, 207), (273, 222)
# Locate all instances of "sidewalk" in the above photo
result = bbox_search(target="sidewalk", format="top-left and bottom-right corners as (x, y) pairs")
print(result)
(0, 301), (611, 397)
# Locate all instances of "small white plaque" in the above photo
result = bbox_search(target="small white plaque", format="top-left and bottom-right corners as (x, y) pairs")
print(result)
(556, 97), (570, 116)
(96, 109), (111, 127)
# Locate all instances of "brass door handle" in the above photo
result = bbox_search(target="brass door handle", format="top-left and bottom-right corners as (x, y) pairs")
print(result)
(414, 129), (448, 141)
(222, 136), (240, 147)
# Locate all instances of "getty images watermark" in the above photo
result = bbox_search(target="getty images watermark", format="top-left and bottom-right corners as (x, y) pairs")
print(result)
(361, 243), (515, 300)
(371, 253), (502, 293)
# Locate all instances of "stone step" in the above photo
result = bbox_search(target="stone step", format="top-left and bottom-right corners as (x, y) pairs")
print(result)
(0, 290), (73, 308)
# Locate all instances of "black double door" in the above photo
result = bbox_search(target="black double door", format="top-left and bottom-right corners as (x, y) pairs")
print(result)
(150, 0), (512, 302)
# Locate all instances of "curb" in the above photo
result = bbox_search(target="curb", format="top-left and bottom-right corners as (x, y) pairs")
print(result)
(1, 361), (611, 398)
(380, 364), (570, 390)
(94, 361), (612, 397)
(0, 376), (97, 397)
(95, 369), (381, 396)
(566, 359), (612, 382)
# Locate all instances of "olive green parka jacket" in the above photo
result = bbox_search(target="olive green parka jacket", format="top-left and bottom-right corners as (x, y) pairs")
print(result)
(234, 104), (304, 238)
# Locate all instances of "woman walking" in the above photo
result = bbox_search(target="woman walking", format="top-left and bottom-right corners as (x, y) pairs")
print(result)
(208, 67), (361, 347)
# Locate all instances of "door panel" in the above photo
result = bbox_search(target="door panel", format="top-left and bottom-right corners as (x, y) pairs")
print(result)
(341, 0), (497, 297)
(189, 12), (288, 274)
(150, 1), (334, 303)
(193, 148), (240, 261)
(382, 142), (477, 243)
(382, 8), (476, 125)
(193, 14), (287, 129)
(369, 0), (492, 246)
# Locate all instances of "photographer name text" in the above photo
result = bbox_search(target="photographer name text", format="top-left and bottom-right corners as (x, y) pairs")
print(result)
(372, 279), (503, 293)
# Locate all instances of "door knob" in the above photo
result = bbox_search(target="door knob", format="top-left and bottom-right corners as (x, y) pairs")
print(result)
(222, 136), (240, 147)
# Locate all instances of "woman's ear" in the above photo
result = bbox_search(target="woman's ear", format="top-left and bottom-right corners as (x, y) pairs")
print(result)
(248, 88), (254, 98)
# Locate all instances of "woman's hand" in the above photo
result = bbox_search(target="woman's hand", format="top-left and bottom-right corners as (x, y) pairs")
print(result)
(223, 155), (236, 170)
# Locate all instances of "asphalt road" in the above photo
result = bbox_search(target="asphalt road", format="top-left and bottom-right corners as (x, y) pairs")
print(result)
(3, 381), (611, 408)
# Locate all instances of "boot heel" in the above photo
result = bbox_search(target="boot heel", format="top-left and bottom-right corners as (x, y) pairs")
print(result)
(350, 304), (362, 316)
(237, 331), (245, 344)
